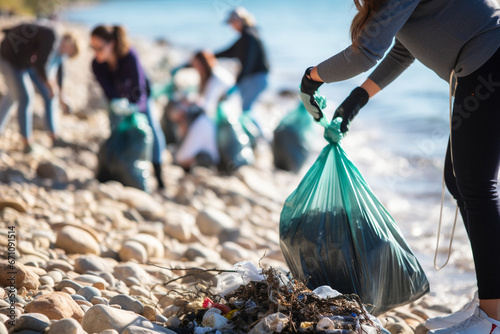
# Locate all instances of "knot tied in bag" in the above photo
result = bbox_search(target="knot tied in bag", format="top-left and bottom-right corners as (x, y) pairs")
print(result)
(323, 117), (344, 144)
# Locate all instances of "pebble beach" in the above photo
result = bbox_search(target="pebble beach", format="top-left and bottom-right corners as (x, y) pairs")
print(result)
(0, 17), (475, 334)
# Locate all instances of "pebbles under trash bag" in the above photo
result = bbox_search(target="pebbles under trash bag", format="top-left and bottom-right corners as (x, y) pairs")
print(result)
(215, 98), (254, 173)
(279, 115), (429, 316)
(272, 102), (315, 172)
(96, 110), (153, 192)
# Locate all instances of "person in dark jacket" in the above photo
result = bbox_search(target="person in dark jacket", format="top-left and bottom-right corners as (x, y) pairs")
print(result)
(300, 0), (500, 333)
(216, 7), (269, 113)
(0, 23), (78, 152)
(90, 25), (166, 190)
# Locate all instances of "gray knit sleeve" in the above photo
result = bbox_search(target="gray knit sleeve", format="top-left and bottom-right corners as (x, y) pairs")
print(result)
(368, 39), (415, 90)
(316, 0), (420, 83)
(317, 45), (378, 83)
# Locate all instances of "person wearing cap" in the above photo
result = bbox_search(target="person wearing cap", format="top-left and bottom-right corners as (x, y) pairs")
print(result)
(215, 7), (269, 114)
(0, 23), (79, 153)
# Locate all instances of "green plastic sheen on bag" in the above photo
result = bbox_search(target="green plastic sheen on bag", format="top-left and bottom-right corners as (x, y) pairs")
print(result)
(272, 103), (315, 172)
(239, 113), (261, 149)
(279, 116), (429, 316)
(215, 100), (255, 173)
(96, 112), (153, 193)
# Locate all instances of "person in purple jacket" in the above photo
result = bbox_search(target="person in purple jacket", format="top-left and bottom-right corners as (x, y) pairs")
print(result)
(300, 0), (500, 333)
(90, 25), (166, 190)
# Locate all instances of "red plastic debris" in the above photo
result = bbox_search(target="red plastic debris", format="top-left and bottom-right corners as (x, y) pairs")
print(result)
(202, 297), (214, 308)
(212, 303), (231, 315)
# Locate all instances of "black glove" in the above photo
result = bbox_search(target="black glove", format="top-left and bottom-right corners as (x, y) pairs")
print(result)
(333, 87), (369, 133)
(300, 67), (324, 121)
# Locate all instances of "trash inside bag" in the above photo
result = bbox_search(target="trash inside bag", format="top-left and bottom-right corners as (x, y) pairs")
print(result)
(272, 102), (315, 172)
(96, 110), (153, 193)
(279, 113), (429, 316)
(215, 98), (254, 173)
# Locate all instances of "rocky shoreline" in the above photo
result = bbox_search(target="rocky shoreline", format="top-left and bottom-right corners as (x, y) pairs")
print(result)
(0, 17), (467, 334)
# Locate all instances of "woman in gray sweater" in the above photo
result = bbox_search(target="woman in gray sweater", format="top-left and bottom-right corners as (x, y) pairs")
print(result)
(300, 1), (500, 333)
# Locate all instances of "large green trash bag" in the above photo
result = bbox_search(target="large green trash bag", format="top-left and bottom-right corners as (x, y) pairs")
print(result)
(279, 116), (429, 316)
(215, 99), (254, 173)
(96, 112), (153, 192)
(272, 102), (315, 172)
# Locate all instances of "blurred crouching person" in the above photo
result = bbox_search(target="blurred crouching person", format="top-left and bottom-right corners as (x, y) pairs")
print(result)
(192, 50), (234, 118)
(168, 101), (219, 172)
(90, 25), (166, 190)
(166, 51), (230, 172)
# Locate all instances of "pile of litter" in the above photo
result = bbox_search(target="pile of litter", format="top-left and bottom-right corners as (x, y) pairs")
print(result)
(157, 261), (383, 334)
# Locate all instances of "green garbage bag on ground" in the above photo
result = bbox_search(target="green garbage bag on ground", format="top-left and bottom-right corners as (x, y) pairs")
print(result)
(96, 112), (153, 192)
(239, 113), (261, 149)
(279, 114), (429, 316)
(272, 102), (314, 172)
(215, 99), (254, 173)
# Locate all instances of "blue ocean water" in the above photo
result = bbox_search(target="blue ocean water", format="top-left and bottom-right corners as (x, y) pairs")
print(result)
(62, 0), (451, 156)
(61, 0), (477, 305)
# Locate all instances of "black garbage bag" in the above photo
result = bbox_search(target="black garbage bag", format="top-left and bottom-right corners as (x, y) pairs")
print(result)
(279, 115), (429, 316)
(96, 112), (153, 192)
(272, 103), (314, 172)
(215, 99), (254, 173)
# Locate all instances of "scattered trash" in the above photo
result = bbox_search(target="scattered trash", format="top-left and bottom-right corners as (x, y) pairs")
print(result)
(248, 312), (288, 334)
(216, 261), (266, 297)
(157, 261), (384, 334)
(202, 308), (230, 329)
(313, 286), (342, 299)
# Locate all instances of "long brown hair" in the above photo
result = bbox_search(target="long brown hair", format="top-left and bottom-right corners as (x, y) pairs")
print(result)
(350, 0), (382, 50)
(193, 50), (217, 94)
(91, 25), (130, 58)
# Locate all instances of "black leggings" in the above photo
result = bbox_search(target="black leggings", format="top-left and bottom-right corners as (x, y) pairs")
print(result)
(444, 47), (500, 300)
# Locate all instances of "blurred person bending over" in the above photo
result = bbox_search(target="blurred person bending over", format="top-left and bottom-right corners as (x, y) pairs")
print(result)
(216, 7), (269, 116)
(0, 23), (79, 152)
(90, 25), (166, 190)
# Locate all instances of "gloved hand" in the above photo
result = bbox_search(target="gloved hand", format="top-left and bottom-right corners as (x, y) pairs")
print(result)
(110, 98), (138, 116)
(333, 87), (369, 133)
(300, 67), (324, 121)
